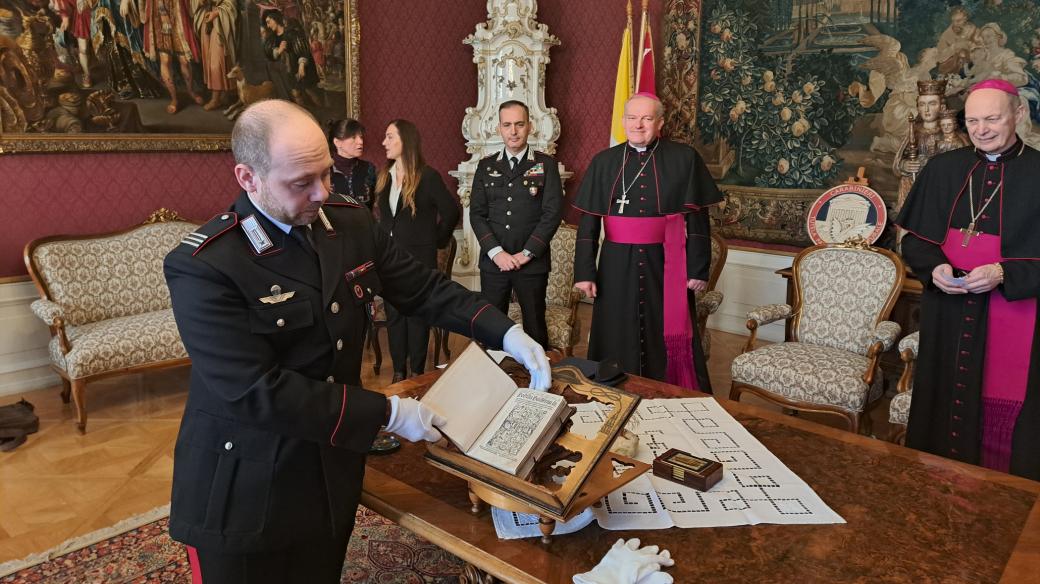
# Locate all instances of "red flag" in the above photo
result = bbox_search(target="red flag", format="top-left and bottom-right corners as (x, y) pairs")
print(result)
(635, 7), (655, 95)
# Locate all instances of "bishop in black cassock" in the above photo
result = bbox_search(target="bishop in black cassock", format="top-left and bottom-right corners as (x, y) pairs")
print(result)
(896, 80), (1040, 480)
(573, 98), (722, 390)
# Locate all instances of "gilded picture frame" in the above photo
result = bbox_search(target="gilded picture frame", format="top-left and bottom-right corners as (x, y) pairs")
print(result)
(0, 0), (359, 153)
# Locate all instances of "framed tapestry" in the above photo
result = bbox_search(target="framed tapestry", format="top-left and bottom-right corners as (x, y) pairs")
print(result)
(0, 0), (359, 153)
(660, 0), (1040, 246)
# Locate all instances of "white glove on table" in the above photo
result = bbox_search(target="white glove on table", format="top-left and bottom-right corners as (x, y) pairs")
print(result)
(572, 538), (674, 584)
(502, 324), (552, 391)
(383, 395), (444, 442)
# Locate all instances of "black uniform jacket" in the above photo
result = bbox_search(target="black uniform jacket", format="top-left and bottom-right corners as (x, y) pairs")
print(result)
(470, 149), (563, 275)
(163, 191), (514, 553)
(374, 165), (460, 268)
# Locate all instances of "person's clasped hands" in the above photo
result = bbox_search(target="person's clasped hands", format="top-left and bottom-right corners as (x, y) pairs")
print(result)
(502, 324), (552, 391)
(932, 262), (1003, 295)
(572, 538), (675, 584)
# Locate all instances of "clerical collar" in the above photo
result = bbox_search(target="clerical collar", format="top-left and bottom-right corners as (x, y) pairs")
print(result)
(973, 137), (1025, 163)
(627, 138), (659, 154)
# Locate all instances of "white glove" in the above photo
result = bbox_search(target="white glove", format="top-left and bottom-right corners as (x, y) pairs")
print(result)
(383, 395), (444, 442)
(502, 324), (551, 391)
(572, 538), (674, 584)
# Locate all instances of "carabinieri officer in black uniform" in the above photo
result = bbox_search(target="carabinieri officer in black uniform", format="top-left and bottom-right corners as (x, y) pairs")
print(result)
(470, 100), (563, 349)
(164, 100), (551, 583)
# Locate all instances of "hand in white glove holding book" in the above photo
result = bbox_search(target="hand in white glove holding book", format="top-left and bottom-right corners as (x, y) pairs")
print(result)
(384, 395), (444, 442)
(502, 324), (552, 391)
(572, 538), (674, 584)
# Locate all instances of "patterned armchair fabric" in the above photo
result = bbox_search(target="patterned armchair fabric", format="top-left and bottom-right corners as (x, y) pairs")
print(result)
(889, 331), (919, 439)
(25, 213), (198, 432)
(795, 247), (900, 355)
(508, 223), (580, 353)
(732, 244), (904, 434)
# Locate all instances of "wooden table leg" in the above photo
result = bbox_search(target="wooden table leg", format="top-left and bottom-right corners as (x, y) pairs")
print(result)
(460, 563), (498, 583)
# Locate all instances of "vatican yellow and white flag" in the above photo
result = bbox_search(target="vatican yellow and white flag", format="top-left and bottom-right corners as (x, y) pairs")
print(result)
(610, 1), (634, 146)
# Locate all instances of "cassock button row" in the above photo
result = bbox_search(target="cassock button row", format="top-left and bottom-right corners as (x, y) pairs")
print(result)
(336, 339), (344, 350)
(507, 211), (512, 216)
(276, 318), (286, 327)
(330, 302), (340, 314)
(326, 376), (334, 383)
(507, 197), (513, 202)
(951, 431), (958, 438)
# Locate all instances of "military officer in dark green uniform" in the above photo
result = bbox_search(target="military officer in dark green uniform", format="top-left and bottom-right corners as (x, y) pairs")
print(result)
(164, 99), (551, 583)
(470, 100), (563, 349)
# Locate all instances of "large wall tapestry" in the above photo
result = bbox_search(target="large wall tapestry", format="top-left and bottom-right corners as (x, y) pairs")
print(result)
(661, 0), (1040, 246)
(0, 0), (359, 152)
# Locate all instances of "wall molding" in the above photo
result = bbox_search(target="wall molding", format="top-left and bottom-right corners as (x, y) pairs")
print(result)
(706, 248), (793, 343)
(0, 281), (58, 397)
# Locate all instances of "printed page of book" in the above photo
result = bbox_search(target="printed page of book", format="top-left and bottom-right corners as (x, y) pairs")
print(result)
(468, 389), (566, 475)
(420, 342), (518, 452)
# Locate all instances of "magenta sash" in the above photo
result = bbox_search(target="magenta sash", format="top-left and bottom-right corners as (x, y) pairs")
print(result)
(604, 215), (699, 390)
(942, 228), (1036, 471)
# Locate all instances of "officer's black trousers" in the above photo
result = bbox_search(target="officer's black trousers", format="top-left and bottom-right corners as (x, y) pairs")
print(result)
(385, 301), (430, 376)
(480, 269), (549, 349)
(186, 527), (351, 583)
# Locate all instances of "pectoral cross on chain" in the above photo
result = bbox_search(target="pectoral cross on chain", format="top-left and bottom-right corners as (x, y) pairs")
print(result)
(960, 222), (979, 247)
(615, 194), (631, 214)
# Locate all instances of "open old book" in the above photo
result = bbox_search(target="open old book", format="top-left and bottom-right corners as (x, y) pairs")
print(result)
(421, 343), (571, 477)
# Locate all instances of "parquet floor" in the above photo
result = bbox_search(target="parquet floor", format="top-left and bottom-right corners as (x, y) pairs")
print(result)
(0, 304), (897, 563)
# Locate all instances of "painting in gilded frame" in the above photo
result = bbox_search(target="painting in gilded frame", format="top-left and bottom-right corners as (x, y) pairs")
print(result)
(660, 0), (1040, 246)
(0, 0), (358, 152)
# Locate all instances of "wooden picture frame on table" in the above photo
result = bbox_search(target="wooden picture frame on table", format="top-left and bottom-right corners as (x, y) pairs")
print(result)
(0, 0), (359, 153)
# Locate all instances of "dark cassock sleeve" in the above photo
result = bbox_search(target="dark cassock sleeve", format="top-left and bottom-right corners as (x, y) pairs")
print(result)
(681, 146), (725, 210)
(900, 233), (950, 290)
(164, 251), (386, 454)
(686, 209), (711, 281)
(1001, 260), (1040, 301)
(894, 150), (968, 245)
(469, 161), (499, 258)
(575, 212), (602, 283)
(424, 166), (461, 248)
(374, 219), (516, 346)
(524, 156), (563, 258)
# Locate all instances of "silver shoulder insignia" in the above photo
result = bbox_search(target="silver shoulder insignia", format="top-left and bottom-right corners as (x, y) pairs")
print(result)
(337, 193), (360, 206)
(180, 232), (208, 248)
(259, 284), (296, 304)
(240, 214), (273, 254)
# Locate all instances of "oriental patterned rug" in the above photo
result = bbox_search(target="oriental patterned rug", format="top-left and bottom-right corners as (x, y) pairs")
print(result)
(0, 505), (463, 583)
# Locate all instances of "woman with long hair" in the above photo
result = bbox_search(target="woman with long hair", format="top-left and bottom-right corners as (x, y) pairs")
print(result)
(375, 119), (460, 382)
(326, 118), (376, 207)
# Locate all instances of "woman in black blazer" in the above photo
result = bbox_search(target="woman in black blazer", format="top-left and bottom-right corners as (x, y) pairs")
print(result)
(327, 118), (376, 208)
(375, 119), (461, 381)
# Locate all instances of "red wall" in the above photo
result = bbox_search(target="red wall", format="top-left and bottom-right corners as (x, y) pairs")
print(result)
(0, 0), (661, 277)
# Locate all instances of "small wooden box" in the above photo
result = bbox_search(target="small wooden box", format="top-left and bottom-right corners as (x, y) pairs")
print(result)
(652, 448), (723, 491)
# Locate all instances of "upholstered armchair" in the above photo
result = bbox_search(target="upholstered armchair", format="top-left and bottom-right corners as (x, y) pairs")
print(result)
(730, 242), (905, 434)
(508, 222), (581, 355)
(694, 233), (728, 360)
(889, 331), (918, 444)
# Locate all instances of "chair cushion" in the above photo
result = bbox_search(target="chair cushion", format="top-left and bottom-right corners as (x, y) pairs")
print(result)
(48, 309), (188, 379)
(889, 391), (912, 426)
(731, 342), (883, 413)
(508, 303), (576, 351)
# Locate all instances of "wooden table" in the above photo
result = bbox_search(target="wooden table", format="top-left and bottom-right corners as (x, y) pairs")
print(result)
(363, 372), (1040, 583)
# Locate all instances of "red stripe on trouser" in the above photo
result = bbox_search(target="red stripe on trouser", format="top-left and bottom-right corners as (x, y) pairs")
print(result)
(187, 545), (203, 584)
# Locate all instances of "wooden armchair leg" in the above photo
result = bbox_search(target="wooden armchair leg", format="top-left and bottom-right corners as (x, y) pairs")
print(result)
(60, 378), (72, 404)
(441, 329), (451, 363)
(70, 379), (87, 434)
(369, 324), (383, 375)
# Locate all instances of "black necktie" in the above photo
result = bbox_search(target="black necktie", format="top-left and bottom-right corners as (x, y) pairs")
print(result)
(510, 156), (519, 171)
(289, 225), (318, 261)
